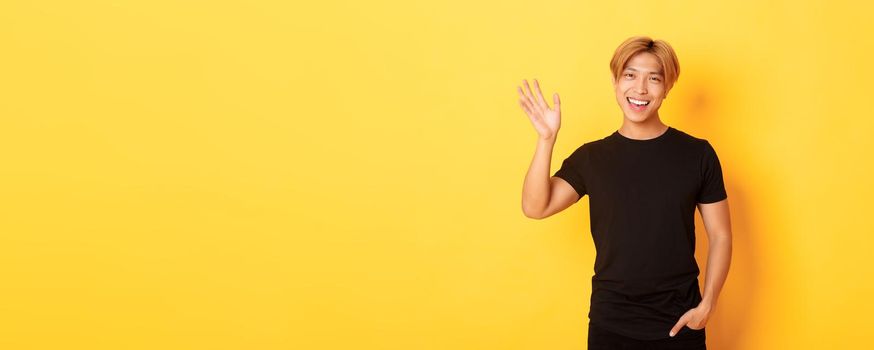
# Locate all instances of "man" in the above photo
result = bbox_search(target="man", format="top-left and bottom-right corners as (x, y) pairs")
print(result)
(518, 36), (732, 350)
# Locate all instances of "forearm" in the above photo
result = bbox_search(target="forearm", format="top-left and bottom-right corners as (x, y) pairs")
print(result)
(521, 138), (556, 217)
(701, 235), (732, 308)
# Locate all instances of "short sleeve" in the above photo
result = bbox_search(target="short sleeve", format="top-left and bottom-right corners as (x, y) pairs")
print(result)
(697, 141), (728, 204)
(553, 145), (588, 202)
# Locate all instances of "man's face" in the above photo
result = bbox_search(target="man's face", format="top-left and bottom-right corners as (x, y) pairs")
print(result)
(612, 52), (668, 123)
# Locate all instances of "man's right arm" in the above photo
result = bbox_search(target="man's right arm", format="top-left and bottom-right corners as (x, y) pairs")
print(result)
(521, 138), (580, 219)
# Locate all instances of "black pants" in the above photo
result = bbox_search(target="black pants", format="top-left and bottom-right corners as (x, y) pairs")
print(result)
(588, 323), (706, 350)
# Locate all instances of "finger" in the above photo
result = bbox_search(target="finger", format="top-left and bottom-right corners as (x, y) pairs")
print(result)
(518, 86), (536, 115)
(669, 318), (687, 337)
(553, 92), (560, 111)
(520, 98), (540, 123)
(519, 99), (533, 117)
(533, 79), (548, 109)
(520, 100), (544, 131)
(522, 99), (546, 128)
(522, 80), (542, 113)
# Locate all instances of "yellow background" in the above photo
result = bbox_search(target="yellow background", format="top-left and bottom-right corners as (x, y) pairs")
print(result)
(1, 1), (872, 349)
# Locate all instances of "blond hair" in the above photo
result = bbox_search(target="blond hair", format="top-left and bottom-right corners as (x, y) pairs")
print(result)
(610, 36), (680, 93)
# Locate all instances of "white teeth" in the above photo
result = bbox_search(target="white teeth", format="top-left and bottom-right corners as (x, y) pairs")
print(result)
(627, 97), (649, 106)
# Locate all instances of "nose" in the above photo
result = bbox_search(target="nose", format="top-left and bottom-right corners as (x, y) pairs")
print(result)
(635, 77), (647, 94)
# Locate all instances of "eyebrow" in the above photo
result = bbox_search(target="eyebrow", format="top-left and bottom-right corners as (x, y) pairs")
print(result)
(624, 67), (664, 76)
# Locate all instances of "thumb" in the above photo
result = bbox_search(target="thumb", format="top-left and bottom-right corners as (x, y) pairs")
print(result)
(553, 93), (560, 110)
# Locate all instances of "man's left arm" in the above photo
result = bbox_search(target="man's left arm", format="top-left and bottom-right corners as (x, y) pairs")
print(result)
(669, 198), (732, 337)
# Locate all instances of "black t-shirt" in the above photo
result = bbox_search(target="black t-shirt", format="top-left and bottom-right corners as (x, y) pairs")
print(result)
(553, 126), (727, 340)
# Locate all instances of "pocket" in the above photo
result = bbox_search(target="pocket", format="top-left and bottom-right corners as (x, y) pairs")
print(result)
(679, 325), (706, 340)
(683, 325), (705, 332)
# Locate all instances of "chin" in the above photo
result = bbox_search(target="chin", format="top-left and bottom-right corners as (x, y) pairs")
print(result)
(624, 111), (650, 122)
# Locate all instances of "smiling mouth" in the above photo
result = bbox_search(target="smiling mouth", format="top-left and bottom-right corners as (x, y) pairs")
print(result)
(627, 97), (650, 111)
(627, 97), (650, 106)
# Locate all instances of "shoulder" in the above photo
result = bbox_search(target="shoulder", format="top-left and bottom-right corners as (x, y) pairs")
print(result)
(566, 137), (600, 156)
(575, 132), (614, 153)
(671, 126), (707, 144)
(670, 127), (716, 154)
(559, 137), (605, 168)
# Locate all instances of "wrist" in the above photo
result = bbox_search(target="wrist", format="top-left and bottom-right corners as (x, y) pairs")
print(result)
(538, 135), (557, 145)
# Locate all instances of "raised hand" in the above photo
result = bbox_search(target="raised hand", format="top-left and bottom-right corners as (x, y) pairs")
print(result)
(518, 78), (561, 141)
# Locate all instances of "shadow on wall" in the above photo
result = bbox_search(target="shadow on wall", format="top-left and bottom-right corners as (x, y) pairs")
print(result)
(677, 59), (760, 350)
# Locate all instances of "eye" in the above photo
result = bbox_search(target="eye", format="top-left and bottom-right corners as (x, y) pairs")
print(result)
(650, 76), (661, 82)
(624, 73), (633, 79)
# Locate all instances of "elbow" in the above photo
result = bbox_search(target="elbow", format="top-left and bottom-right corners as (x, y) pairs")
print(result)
(523, 210), (544, 220)
(707, 232), (733, 244)
(521, 202), (546, 220)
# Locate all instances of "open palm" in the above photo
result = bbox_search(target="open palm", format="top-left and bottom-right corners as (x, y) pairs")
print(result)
(518, 79), (561, 141)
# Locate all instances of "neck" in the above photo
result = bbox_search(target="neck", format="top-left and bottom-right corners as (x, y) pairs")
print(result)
(618, 115), (668, 140)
